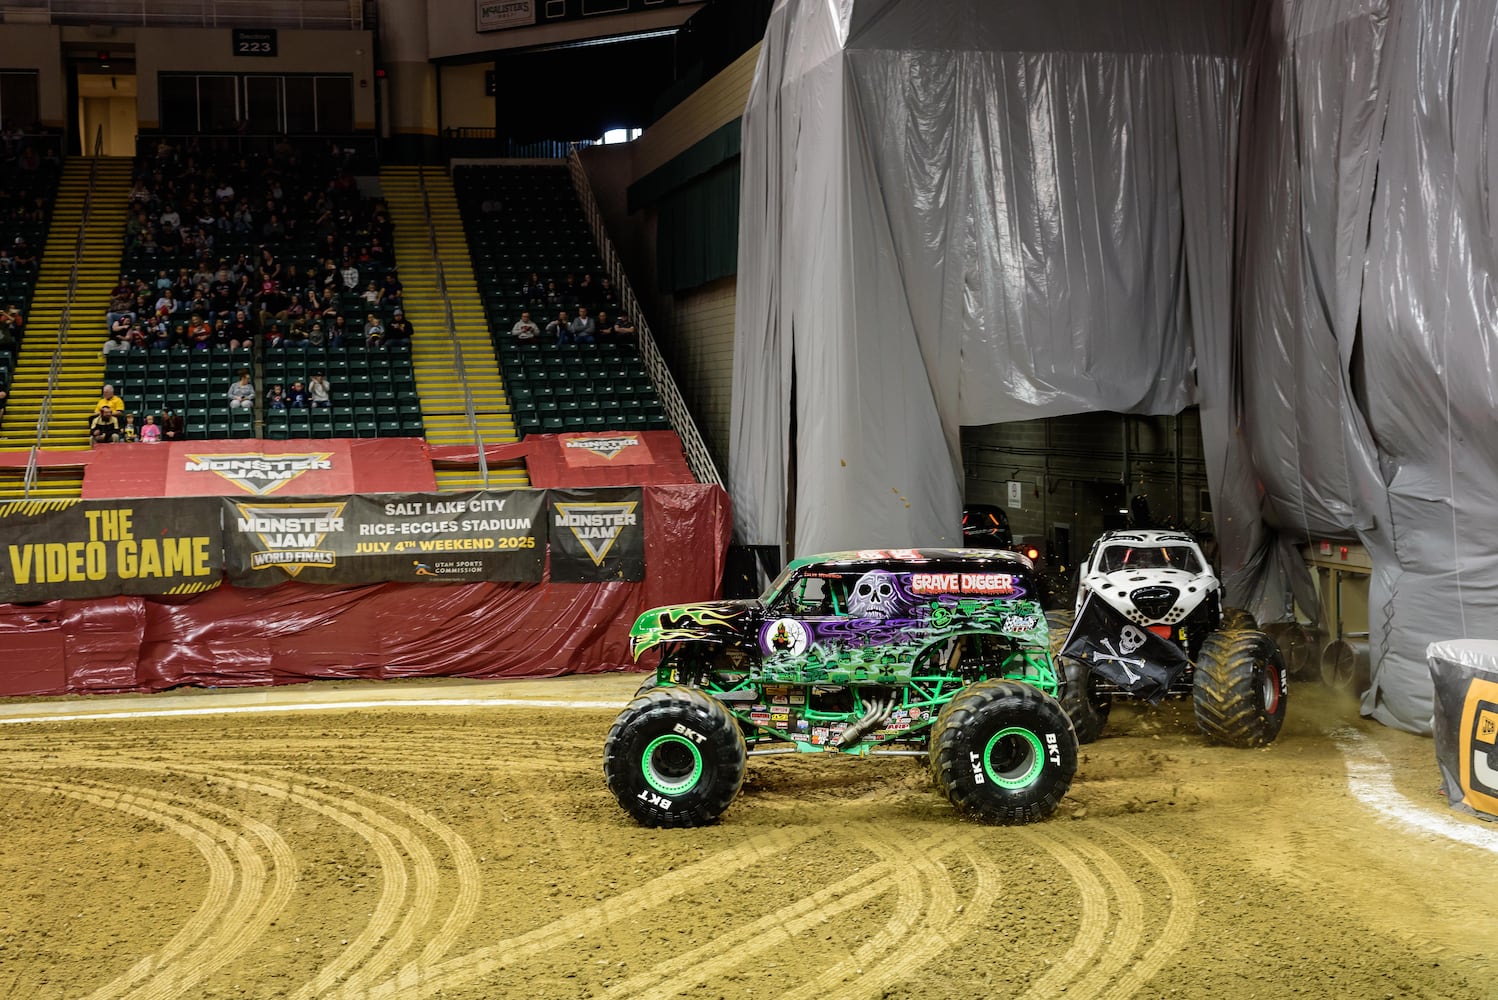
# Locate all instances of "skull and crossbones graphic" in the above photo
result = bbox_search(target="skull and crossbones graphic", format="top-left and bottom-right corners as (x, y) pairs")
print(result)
(1094, 624), (1149, 684)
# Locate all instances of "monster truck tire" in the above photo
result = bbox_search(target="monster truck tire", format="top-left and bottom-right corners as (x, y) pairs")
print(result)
(1192, 629), (1288, 748)
(1221, 607), (1259, 632)
(929, 680), (1078, 825)
(1046, 610), (1110, 744)
(605, 687), (747, 828)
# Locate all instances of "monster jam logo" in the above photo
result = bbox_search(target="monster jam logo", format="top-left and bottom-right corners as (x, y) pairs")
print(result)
(563, 435), (641, 461)
(553, 502), (638, 565)
(1459, 677), (1498, 816)
(185, 453), (333, 496)
(232, 501), (347, 575)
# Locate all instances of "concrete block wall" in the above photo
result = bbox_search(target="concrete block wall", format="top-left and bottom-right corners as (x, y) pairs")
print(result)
(962, 409), (1211, 569)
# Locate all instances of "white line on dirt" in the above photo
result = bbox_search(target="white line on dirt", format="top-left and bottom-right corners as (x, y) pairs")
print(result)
(0, 698), (624, 726)
(1333, 727), (1498, 856)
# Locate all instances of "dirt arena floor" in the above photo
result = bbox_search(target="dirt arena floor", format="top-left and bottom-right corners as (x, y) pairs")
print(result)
(1, 672), (1496, 1000)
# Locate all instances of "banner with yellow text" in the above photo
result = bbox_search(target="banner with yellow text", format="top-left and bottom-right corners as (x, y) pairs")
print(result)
(0, 498), (223, 602)
(222, 490), (547, 587)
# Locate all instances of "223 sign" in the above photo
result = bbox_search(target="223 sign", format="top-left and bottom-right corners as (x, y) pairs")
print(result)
(232, 29), (278, 57)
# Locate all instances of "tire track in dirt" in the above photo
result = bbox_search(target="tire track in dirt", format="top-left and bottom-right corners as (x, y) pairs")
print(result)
(1017, 828), (1112, 999)
(1098, 824), (1197, 999)
(781, 838), (989, 1000)
(597, 826), (967, 1000)
(0, 772), (295, 1000)
(1057, 830), (1145, 998)
(349, 826), (821, 1000)
(8, 751), (471, 1000)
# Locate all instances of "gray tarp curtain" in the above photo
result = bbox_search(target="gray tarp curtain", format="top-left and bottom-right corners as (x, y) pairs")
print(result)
(732, 0), (1498, 733)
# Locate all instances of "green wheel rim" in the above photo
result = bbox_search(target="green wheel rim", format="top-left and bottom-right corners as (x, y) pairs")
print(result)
(983, 727), (1044, 789)
(642, 734), (704, 795)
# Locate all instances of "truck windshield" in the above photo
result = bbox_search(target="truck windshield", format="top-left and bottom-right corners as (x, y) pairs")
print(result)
(1097, 545), (1202, 574)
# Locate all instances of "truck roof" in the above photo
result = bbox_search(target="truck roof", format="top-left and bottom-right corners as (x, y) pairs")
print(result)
(786, 547), (1034, 572)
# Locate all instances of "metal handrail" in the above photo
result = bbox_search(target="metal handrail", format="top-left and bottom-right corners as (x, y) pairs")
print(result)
(415, 165), (489, 486)
(566, 147), (724, 488)
(22, 125), (104, 497)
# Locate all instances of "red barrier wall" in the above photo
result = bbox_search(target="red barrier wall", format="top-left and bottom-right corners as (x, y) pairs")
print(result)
(0, 484), (730, 697)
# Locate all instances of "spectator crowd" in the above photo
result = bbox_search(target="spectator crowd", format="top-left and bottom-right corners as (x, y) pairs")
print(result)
(510, 269), (636, 347)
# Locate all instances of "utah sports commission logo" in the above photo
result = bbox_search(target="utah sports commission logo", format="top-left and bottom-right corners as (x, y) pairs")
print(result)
(553, 501), (638, 565)
(1460, 677), (1498, 815)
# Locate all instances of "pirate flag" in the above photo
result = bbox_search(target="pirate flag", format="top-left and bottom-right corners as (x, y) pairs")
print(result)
(1060, 594), (1191, 702)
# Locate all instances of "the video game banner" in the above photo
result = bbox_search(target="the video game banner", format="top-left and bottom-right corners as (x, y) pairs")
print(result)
(0, 497), (223, 603)
(223, 490), (547, 587)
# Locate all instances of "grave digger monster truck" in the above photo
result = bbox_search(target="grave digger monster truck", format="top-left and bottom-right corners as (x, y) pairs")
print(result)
(604, 549), (1079, 828)
(1048, 529), (1287, 747)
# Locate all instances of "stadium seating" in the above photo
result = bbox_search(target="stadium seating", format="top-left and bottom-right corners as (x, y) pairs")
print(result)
(110, 141), (422, 440)
(452, 164), (673, 437)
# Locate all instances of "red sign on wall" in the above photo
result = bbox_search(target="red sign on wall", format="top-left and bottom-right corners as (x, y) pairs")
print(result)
(558, 432), (655, 468)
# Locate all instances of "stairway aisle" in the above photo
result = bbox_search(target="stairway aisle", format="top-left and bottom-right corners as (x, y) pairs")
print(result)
(382, 166), (527, 491)
(0, 157), (132, 499)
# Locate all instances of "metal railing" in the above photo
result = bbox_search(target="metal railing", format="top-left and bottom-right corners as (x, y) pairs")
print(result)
(1, 0), (364, 28)
(22, 126), (104, 497)
(566, 147), (724, 488)
(415, 165), (490, 486)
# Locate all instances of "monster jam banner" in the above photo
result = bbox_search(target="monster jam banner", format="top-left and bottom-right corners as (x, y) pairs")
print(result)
(223, 490), (547, 587)
(1060, 594), (1190, 702)
(0, 498), (223, 603)
(1428, 640), (1498, 822)
(547, 487), (645, 582)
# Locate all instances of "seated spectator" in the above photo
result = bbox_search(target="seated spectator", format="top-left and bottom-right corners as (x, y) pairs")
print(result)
(613, 313), (637, 342)
(308, 372), (332, 409)
(377, 273), (403, 307)
(227, 371), (255, 409)
(364, 313), (384, 349)
(128, 324), (148, 351)
(102, 330), (131, 356)
(90, 405), (121, 444)
(94, 384), (125, 418)
(511, 311), (540, 342)
(594, 311), (615, 341)
(139, 414), (161, 443)
(189, 314), (212, 350)
(306, 321), (327, 349)
(328, 314), (350, 349)
(0, 388), (6, 422)
(149, 321), (172, 352)
(154, 288), (178, 317)
(121, 412), (139, 443)
(265, 384), (286, 410)
(340, 257), (361, 292)
(11, 237), (36, 274)
(570, 306), (597, 346)
(547, 310), (572, 347)
(544, 281), (562, 310)
(109, 313), (134, 340)
(226, 310), (254, 350)
(385, 311), (413, 349)
(598, 276), (619, 310)
(160, 407), (185, 442)
(522, 271), (546, 304)
(157, 221), (183, 253)
(362, 280), (380, 306)
(0, 320), (15, 362)
(286, 380), (308, 408)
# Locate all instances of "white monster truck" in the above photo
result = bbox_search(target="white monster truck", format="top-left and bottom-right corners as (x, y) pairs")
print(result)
(1048, 529), (1286, 747)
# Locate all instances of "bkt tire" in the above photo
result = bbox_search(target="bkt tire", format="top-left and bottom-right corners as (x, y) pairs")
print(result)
(604, 687), (746, 828)
(1192, 629), (1288, 747)
(1047, 609), (1110, 744)
(929, 680), (1078, 825)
